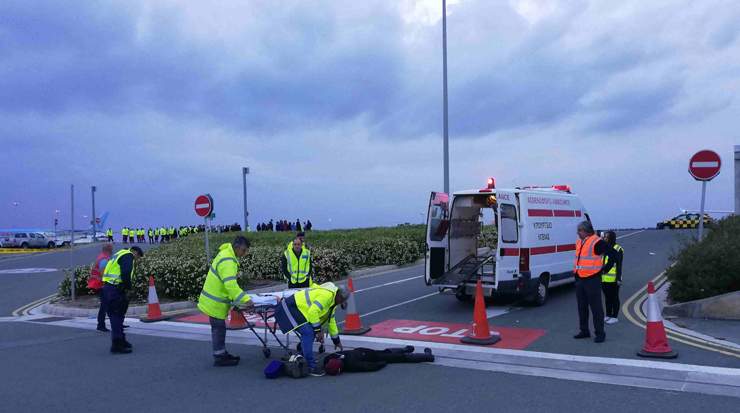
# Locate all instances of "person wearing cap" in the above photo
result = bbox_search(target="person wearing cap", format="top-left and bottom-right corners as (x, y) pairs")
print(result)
(324, 346), (435, 375)
(281, 236), (314, 289)
(101, 246), (144, 354)
(273, 282), (348, 376)
(197, 236), (254, 367)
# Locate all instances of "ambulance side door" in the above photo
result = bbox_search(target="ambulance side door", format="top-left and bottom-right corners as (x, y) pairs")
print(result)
(495, 191), (520, 286)
(425, 192), (450, 285)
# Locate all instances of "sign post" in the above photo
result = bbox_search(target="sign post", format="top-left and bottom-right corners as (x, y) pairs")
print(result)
(194, 194), (214, 264)
(688, 150), (722, 240)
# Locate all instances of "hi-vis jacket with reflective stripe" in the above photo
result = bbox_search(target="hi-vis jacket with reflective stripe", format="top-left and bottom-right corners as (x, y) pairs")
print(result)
(602, 244), (624, 283)
(574, 234), (602, 278)
(294, 285), (340, 338)
(197, 243), (251, 320)
(284, 246), (313, 286)
(102, 249), (134, 285)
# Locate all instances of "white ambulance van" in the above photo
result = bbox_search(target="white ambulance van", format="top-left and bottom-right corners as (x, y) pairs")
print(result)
(424, 178), (591, 306)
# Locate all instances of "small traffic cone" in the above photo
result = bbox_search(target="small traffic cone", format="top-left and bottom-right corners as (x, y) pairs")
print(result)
(140, 276), (170, 322)
(226, 308), (249, 330)
(637, 281), (677, 359)
(461, 280), (501, 345)
(341, 278), (371, 335)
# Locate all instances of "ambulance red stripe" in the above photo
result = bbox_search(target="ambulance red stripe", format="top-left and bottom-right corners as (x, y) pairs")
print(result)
(528, 209), (581, 217)
(528, 209), (553, 217)
(502, 243), (577, 256)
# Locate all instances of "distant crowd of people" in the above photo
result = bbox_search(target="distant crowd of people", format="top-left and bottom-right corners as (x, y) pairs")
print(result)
(108, 222), (242, 244)
(256, 219), (312, 232)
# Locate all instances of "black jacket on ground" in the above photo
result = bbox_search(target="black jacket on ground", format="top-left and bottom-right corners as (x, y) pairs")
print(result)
(323, 347), (434, 372)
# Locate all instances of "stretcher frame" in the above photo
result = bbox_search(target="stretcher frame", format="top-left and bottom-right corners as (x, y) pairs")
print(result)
(237, 305), (325, 359)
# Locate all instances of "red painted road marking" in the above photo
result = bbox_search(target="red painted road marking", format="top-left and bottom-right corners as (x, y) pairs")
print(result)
(366, 319), (546, 350)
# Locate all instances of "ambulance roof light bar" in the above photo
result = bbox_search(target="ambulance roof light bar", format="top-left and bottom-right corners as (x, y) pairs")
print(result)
(552, 184), (572, 193)
(479, 177), (495, 193)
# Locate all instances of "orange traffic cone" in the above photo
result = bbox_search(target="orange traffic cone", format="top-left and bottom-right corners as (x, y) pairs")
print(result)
(461, 280), (501, 345)
(341, 278), (371, 335)
(140, 276), (170, 322)
(637, 281), (677, 359)
(226, 308), (249, 330)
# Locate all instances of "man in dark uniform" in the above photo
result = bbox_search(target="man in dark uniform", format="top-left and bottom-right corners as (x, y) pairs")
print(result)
(101, 246), (144, 353)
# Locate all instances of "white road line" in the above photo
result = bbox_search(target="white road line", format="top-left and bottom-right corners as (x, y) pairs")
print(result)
(354, 275), (423, 294)
(616, 229), (646, 240)
(358, 292), (439, 319)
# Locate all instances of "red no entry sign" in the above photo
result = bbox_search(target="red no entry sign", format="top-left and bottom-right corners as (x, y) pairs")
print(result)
(194, 194), (213, 217)
(689, 150), (721, 181)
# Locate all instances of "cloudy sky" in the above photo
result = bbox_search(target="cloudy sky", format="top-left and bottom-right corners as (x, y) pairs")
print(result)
(1, 0), (737, 231)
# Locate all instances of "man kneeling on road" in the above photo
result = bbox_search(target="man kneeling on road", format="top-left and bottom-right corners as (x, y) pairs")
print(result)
(274, 282), (349, 376)
(102, 246), (144, 354)
(197, 236), (254, 367)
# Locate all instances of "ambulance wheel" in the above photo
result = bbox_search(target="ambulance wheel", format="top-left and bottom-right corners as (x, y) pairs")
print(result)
(455, 289), (472, 302)
(263, 348), (271, 358)
(527, 275), (549, 306)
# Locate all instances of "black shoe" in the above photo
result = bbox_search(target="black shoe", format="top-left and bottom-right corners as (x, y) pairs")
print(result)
(573, 331), (591, 339)
(110, 340), (132, 354)
(310, 367), (325, 377)
(123, 340), (133, 349)
(123, 325), (130, 329)
(213, 354), (239, 367)
(424, 348), (433, 356)
(224, 352), (240, 361)
(404, 345), (415, 353)
(97, 326), (110, 332)
(594, 335), (605, 343)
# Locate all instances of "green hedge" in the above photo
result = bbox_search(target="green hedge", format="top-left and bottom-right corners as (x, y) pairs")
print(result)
(667, 216), (740, 303)
(59, 225), (425, 301)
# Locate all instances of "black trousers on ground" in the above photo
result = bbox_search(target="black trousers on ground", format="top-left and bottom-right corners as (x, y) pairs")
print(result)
(602, 282), (620, 318)
(326, 347), (434, 372)
(576, 275), (604, 337)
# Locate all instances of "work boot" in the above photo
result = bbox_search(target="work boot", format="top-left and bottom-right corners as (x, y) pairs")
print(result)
(594, 335), (606, 343)
(213, 354), (239, 367)
(123, 340), (133, 349)
(424, 348), (433, 356)
(404, 345), (415, 353)
(224, 352), (240, 361)
(97, 326), (110, 332)
(310, 367), (325, 377)
(573, 331), (591, 339)
(110, 339), (132, 354)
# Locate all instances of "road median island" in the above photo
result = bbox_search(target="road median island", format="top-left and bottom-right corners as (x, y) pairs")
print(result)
(55, 225), (427, 305)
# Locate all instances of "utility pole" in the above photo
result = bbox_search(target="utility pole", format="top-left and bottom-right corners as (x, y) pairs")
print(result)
(735, 145), (739, 215)
(442, 0), (450, 194)
(242, 167), (250, 232)
(70, 184), (76, 301)
(91, 185), (97, 240)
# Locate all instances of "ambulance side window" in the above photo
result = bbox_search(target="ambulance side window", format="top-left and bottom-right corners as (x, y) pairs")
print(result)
(429, 205), (448, 242)
(500, 204), (518, 243)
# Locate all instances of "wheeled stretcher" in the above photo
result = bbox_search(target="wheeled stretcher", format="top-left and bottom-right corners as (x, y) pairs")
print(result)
(236, 293), (326, 359)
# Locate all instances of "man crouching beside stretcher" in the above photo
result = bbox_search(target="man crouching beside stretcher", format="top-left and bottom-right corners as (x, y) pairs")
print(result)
(275, 282), (349, 376)
(197, 236), (254, 367)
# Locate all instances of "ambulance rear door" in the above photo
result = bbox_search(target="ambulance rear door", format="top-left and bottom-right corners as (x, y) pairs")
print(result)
(495, 190), (520, 288)
(425, 192), (449, 286)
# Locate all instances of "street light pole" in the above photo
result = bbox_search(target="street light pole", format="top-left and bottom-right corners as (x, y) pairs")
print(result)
(442, 0), (450, 194)
(91, 185), (97, 240)
(242, 167), (250, 232)
(70, 184), (75, 301)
